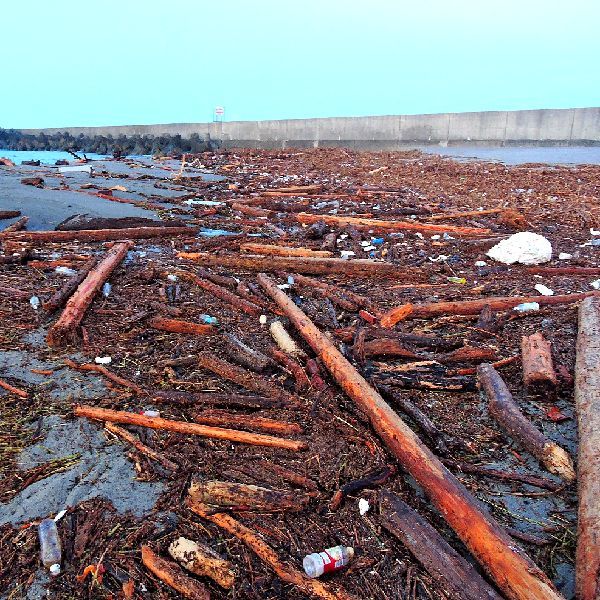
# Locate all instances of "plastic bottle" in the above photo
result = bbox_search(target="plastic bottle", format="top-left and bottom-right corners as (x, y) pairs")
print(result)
(38, 518), (62, 576)
(303, 545), (354, 578)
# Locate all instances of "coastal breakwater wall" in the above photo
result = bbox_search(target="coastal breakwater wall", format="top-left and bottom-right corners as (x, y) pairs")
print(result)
(21, 107), (600, 150)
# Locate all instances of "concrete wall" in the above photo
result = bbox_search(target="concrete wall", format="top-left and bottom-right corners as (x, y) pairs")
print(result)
(20, 107), (600, 149)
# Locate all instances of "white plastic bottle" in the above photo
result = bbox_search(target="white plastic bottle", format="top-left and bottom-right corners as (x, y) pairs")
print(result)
(38, 518), (62, 576)
(303, 545), (354, 578)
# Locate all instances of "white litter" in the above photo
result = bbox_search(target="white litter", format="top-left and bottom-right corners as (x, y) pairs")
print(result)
(362, 245), (376, 252)
(559, 253), (573, 260)
(340, 251), (355, 259)
(167, 274), (178, 282)
(259, 314), (268, 325)
(55, 266), (77, 276)
(358, 498), (370, 516)
(534, 284), (554, 296)
(475, 260), (487, 267)
(590, 280), (600, 290)
(591, 228), (600, 236)
(94, 356), (112, 365)
(29, 296), (40, 310)
(514, 302), (540, 312)
(487, 232), (552, 265)
(54, 510), (67, 522)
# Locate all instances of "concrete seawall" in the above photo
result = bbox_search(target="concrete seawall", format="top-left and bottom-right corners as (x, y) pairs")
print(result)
(20, 107), (600, 150)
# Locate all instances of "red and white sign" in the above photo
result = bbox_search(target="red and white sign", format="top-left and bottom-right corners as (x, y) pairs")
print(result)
(214, 106), (225, 116)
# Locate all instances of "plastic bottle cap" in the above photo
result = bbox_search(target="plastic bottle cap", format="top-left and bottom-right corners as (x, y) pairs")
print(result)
(49, 563), (61, 576)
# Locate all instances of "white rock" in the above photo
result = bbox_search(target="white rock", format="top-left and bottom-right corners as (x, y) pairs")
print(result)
(590, 280), (600, 290)
(259, 315), (268, 325)
(55, 266), (77, 276)
(358, 498), (370, 516)
(94, 356), (112, 365)
(534, 284), (554, 296)
(475, 260), (487, 267)
(558, 253), (572, 260)
(487, 232), (552, 265)
(514, 302), (540, 312)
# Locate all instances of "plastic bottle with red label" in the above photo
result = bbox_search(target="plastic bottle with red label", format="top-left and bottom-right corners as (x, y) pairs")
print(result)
(302, 545), (354, 578)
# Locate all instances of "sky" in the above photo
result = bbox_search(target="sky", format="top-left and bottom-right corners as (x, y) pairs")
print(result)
(2, 0), (599, 128)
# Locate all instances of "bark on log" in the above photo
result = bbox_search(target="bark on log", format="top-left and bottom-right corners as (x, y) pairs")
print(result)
(478, 364), (575, 481)
(380, 491), (503, 600)
(105, 423), (178, 471)
(362, 338), (419, 359)
(152, 390), (282, 409)
(232, 202), (273, 217)
(296, 212), (490, 237)
(194, 409), (302, 436)
(178, 271), (262, 316)
(257, 272), (562, 600)
(47, 241), (132, 347)
(189, 480), (309, 512)
(141, 546), (210, 600)
(168, 537), (235, 589)
(148, 316), (215, 336)
(177, 251), (418, 278)
(241, 243), (333, 258)
(74, 405), (307, 451)
(197, 352), (299, 405)
(526, 267), (600, 276)
(2, 216), (29, 232)
(1, 226), (193, 243)
(187, 499), (355, 600)
(42, 258), (98, 314)
(575, 296), (600, 600)
(521, 333), (557, 388)
(438, 345), (499, 364)
(380, 291), (598, 328)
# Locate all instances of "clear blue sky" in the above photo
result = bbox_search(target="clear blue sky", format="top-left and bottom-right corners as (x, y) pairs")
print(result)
(2, 0), (599, 127)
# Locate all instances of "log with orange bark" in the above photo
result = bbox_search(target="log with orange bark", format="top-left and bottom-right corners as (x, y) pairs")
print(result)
(295, 212), (490, 236)
(148, 316), (215, 336)
(0, 226), (193, 244)
(241, 243), (333, 258)
(193, 409), (302, 436)
(141, 546), (209, 600)
(74, 405), (307, 451)
(177, 251), (415, 278)
(2, 216), (29, 232)
(42, 257), (98, 314)
(380, 291), (598, 328)
(47, 242), (132, 347)
(575, 296), (600, 600)
(521, 333), (557, 388)
(257, 272), (563, 600)
(187, 497), (355, 600)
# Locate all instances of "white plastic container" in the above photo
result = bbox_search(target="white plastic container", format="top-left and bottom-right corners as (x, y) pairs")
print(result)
(38, 518), (62, 576)
(303, 545), (354, 578)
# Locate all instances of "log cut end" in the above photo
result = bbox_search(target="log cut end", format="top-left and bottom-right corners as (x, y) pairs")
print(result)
(47, 323), (80, 348)
(542, 442), (576, 482)
(380, 303), (414, 328)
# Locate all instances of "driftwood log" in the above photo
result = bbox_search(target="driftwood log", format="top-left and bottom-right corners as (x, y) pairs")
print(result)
(241, 243), (333, 258)
(47, 241), (132, 347)
(0, 226), (193, 243)
(521, 333), (557, 388)
(257, 272), (562, 600)
(575, 296), (600, 600)
(42, 257), (98, 314)
(380, 491), (503, 600)
(148, 317), (215, 336)
(380, 291), (598, 328)
(193, 409), (302, 436)
(74, 405), (306, 451)
(478, 364), (575, 481)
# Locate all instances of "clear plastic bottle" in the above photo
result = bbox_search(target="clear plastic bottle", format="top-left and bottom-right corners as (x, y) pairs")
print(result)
(303, 545), (354, 578)
(38, 518), (62, 576)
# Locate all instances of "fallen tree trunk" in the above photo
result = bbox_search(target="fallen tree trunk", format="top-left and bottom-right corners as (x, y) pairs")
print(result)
(105, 423), (178, 471)
(575, 296), (600, 600)
(194, 409), (302, 436)
(0, 226), (194, 243)
(241, 243), (333, 258)
(521, 333), (557, 388)
(478, 364), (575, 481)
(168, 537), (235, 589)
(148, 316), (215, 336)
(380, 291), (598, 328)
(257, 273), (562, 600)
(187, 499), (355, 600)
(197, 352), (299, 405)
(42, 257), (98, 314)
(47, 241), (132, 347)
(380, 491), (503, 600)
(295, 212), (490, 237)
(74, 405), (307, 451)
(2, 216), (29, 232)
(189, 480), (310, 512)
(141, 546), (210, 600)
(177, 251), (418, 278)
